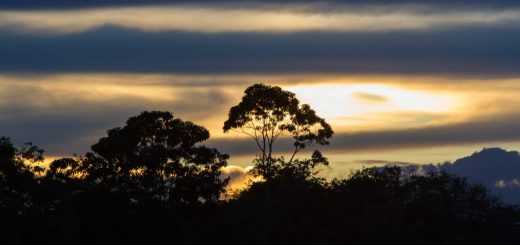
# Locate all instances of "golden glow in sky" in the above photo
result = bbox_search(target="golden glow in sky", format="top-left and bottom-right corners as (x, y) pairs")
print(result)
(3, 72), (518, 168)
(285, 84), (458, 124)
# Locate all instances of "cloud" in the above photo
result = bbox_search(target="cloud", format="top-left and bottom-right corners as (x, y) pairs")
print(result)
(0, 79), (233, 156)
(353, 92), (387, 103)
(495, 179), (520, 188)
(398, 148), (520, 203)
(357, 159), (416, 166)
(332, 117), (520, 152)
(220, 165), (258, 196)
(210, 114), (520, 156)
(1, 0), (519, 10)
(2, 4), (520, 34)
(1, 26), (520, 75)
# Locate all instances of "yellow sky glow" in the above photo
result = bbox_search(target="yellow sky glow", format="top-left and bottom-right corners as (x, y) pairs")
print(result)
(286, 84), (458, 117)
(0, 73), (511, 134)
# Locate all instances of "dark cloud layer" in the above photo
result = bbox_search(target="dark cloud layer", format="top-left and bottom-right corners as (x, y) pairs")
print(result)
(1, 0), (519, 10)
(1, 26), (519, 75)
(210, 115), (520, 156)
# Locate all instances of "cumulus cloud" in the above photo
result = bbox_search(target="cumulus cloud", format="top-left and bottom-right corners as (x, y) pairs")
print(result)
(220, 165), (259, 197)
(495, 179), (520, 188)
(396, 148), (520, 203)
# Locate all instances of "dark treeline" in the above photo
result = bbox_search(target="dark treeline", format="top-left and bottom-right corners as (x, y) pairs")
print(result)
(1, 84), (519, 244)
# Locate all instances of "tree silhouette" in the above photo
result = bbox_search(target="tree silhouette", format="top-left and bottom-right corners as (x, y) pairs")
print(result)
(0, 131), (519, 244)
(0, 137), (44, 183)
(0, 137), (46, 202)
(83, 111), (229, 205)
(46, 157), (79, 182)
(223, 84), (333, 180)
(43, 111), (229, 209)
(1, 109), (520, 244)
(0, 137), (53, 244)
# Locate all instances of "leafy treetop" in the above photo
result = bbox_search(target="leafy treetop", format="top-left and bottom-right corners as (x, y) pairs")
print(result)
(223, 84), (333, 179)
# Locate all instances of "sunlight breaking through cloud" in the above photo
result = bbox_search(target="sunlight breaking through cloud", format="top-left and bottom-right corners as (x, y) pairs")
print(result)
(220, 165), (260, 197)
(284, 84), (461, 128)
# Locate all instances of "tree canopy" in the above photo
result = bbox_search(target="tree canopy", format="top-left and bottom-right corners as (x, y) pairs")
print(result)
(47, 111), (229, 206)
(223, 83), (333, 179)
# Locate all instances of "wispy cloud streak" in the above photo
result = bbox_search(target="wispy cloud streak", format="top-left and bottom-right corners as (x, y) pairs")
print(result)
(1, 4), (520, 34)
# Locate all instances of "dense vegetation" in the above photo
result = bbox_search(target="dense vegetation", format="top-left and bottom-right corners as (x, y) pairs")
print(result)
(1, 84), (519, 244)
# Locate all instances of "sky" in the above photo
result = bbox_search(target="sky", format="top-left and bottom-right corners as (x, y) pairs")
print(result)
(2, 1), (520, 192)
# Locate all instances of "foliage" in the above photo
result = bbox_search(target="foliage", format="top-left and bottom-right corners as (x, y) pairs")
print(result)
(69, 112), (226, 206)
(223, 84), (333, 180)
(222, 166), (519, 244)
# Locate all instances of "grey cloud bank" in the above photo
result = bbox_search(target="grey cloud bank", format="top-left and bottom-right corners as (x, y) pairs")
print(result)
(210, 115), (520, 156)
(1, 26), (519, 75)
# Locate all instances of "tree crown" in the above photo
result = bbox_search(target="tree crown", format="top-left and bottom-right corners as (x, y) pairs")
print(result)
(223, 83), (333, 179)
